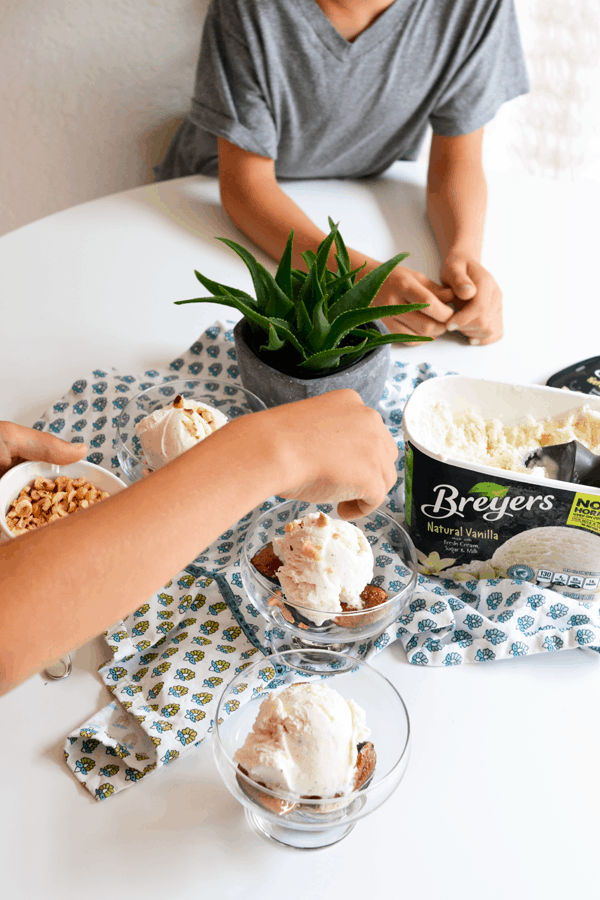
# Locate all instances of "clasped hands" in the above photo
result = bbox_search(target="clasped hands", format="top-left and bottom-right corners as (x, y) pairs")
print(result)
(379, 255), (503, 346)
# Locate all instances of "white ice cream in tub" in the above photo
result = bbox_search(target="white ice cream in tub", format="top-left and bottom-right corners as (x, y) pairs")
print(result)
(402, 375), (600, 600)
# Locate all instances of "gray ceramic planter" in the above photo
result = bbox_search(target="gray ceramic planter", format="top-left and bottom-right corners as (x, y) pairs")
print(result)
(233, 319), (391, 409)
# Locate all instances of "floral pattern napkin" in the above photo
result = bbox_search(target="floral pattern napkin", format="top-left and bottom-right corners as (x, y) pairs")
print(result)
(27, 320), (598, 800)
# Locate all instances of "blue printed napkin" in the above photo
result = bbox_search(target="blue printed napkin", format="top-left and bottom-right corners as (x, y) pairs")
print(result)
(29, 321), (598, 800)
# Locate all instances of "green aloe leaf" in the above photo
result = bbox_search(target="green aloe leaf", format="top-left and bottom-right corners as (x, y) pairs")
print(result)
(297, 261), (323, 321)
(326, 303), (427, 349)
(325, 263), (367, 305)
(299, 338), (370, 371)
(300, 329), (432, 371)
(315, 226), (337, 283)
(301, 250), (317, 270)
(349, 326), (380, 339)
(334, 253), (350, 278)
(259, 323), (286, 354)
(351, 331), (433, 348)
(177, 292), (305, 357)
(216, 239), (293, 319)
(266, 271), (296, 318)
(216, 238), (271, 312)
(275, 230), (294, 299)
(328, 252), (410, 320)
(350, 327), (432, 345)
(307, 294), (331, 352)
(294, 292), (312, 337)
(264, 317), (306, 356)
(259, 269), (294, 319)
(329, 217), (350, 274)
(347, 326), (430, 345)
(291, 270), (307, 304)
(175, 295), (246, 309)
(194, 271), (258, 307)
(176, 293), (258, 323)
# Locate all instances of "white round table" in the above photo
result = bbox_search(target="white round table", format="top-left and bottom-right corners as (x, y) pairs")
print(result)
(1, 164), (599, 900)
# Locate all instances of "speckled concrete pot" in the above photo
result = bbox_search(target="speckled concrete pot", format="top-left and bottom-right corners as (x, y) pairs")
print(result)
(233, 319), (391, 409)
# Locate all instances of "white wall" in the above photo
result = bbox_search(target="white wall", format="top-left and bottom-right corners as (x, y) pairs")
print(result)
(1, 0), (599, 237)
(0, 0), (209, 235)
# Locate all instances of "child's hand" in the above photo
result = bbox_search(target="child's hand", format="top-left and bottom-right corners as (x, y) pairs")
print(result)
(440, 255), (503, 345)
(0, 422), (88, 476)
(376, 266), (455, 339)
(256, 390), (399, 518)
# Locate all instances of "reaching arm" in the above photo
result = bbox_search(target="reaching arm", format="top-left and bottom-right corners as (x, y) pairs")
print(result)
(218, 137), (454, 339)
(0, 392), (398, 694)
(427, 129), (503, 345)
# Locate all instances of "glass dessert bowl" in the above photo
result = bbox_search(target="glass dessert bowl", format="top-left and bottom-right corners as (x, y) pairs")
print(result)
(241, 500), (418, 666)
(115, 378), (266, 484)
(213, 649), (411, 850)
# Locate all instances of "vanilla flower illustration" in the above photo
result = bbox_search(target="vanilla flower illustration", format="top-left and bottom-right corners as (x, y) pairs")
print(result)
(450, 562), (500, 582)
(416, 550), (456, 575)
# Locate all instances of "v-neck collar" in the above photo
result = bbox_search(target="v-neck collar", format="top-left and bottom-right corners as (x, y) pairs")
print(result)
(297, 0), (408, 60)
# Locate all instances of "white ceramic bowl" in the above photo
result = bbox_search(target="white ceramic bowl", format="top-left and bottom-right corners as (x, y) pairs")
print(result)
(0, 460), (126, 540)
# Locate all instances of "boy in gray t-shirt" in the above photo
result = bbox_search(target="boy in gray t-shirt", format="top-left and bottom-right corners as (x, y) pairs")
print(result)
(157, 0), (529, 345)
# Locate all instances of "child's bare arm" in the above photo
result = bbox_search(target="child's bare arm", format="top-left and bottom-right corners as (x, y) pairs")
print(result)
(0, 392), (397, 694)
(427, 129), (503, 345)
(218, 138), (455, 338)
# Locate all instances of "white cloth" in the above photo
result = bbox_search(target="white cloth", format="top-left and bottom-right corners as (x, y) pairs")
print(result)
(37, 321), (596, 800)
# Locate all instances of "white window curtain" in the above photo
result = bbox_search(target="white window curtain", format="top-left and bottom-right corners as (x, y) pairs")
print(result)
(484, 0), (600, 182)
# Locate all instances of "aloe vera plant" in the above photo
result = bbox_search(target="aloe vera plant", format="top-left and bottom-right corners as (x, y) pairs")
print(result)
(176, 218), (431, 374)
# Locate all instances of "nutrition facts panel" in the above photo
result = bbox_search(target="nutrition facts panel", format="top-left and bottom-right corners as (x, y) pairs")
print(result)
(535, 569), (599, 595)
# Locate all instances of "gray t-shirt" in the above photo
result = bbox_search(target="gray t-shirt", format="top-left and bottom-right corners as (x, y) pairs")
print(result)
(156, 0), (529, 181)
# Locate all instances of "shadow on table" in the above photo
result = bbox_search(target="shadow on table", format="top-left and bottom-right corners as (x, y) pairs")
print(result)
(120, 166), (443, 281)
(366, 174), (441, 283)
(121, 178), (278, 265)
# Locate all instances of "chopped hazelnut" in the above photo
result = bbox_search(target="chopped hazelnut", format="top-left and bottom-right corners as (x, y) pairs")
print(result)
(6, 474), (110, 535)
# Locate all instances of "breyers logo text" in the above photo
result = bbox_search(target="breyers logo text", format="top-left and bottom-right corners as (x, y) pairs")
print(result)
(421, 484), (555, 522)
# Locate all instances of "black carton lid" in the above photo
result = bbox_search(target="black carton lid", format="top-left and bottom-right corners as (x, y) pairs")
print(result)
(547, 356), (600, 396)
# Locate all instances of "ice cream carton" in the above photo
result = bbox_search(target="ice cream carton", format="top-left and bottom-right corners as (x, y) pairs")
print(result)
(402, 375), (600, 601)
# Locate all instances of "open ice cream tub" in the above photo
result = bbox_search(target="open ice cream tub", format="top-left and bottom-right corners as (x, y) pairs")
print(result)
(402, 376), (600, 601)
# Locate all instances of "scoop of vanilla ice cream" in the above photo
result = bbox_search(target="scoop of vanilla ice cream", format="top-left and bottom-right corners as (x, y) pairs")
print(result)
(272, 511), (374, 624)
(491, 525), (600, 576)
(135, 394), (228, 469)
(234, 682), (370, 798)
